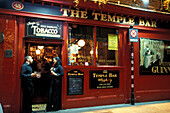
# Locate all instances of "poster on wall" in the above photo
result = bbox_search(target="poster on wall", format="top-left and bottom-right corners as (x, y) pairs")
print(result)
(139, 38), (170, 75)
(108, 34), (118, 50)
(90, 70), (119, 89)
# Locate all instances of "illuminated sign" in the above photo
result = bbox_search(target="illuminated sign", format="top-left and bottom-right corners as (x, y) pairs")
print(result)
(60, 8), (157, 28)
(0, 0), (169, 28)
(26, 18), (63, 39)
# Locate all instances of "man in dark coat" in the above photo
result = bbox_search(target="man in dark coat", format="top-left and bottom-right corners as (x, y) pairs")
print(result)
(20, 56), (39, 113)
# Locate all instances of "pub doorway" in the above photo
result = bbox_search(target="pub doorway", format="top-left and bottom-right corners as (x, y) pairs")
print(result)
(24, 39), (62, 111)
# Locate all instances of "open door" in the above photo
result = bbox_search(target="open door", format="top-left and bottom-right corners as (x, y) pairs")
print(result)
(24, 38), (62, 111)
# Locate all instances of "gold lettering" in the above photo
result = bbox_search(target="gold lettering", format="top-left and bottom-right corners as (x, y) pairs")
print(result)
(109, 73), (117, 77)
(152, 66), (170, 73)
(163, 67), (168, 73)
(168, 67), (170, 71)
(139, 19), (145, 26)
(60, 8), (70, 16)
(92, 13), (100, 20)
(128, 18), (135, 25)
(98, 78), (108, 83)
(108, 15), (116, 22)
(70, 9), (79, 18)
(152, 66), (158, 73)
(80, 11), (88, 19)
(145, 20), (150, 27)
(100, 14), (107, 21)
(122, 17), (128, 24)
(117, 16), (123, 23)
(151, 21), (157, 27)
(93, 73), (96, 78)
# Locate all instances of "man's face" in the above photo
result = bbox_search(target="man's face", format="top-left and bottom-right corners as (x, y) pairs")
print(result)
(53, 58), (57, 64)
(28, 56), (33, 64)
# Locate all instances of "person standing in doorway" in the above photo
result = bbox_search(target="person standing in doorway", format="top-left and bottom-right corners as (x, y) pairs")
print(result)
(20, 56), (40, 113)
(46, 57), (63, 111)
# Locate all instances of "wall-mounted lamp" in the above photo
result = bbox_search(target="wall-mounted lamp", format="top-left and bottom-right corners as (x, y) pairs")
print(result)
(90, 50), (93, 55)
(36, 50), (41, 55)
(142, 0), (149, 6)
(78, 39), (85, 47)
(38, 46), (44, 49)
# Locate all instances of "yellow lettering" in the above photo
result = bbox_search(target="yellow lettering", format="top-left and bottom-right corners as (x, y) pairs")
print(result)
(108, 15), (116, 22)
(151, 21), (157, 27)
(152, 66), (158, 73)
(163, 67), (168, 73)
(168, 67), (170, 71)
(117, 16), (123, 23)
(93, 73), (96, 78)
(139, 19), (145, 26)
(70, 9), (79, 18)
(92, 13), (100, 20)
(60, 8), (70, 16)
(100, 14), (107, 21)
(128, 18), (135, 25)
(80, 11), (88, 19)
(109, 73), (117, 77)
(145, 20), (150, 27)
(122, 17), (128, 24)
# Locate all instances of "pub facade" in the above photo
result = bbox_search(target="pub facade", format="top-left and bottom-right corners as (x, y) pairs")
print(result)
(0, 0), (170, 112)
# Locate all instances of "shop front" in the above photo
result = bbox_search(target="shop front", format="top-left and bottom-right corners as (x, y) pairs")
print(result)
(0, 0), (170, 112)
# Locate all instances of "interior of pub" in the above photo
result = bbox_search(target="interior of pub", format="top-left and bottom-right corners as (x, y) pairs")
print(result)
(25, 43), (61, 105)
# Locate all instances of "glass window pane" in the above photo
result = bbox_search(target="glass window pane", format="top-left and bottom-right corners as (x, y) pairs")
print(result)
(68, 24), (94, 66)
(96, 27), (119, 66)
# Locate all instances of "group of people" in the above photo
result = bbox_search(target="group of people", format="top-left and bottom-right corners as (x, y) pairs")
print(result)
(20, 56), (63, 113)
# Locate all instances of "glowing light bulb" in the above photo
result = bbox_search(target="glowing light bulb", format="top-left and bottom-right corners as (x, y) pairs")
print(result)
(78, 39), (85, 47)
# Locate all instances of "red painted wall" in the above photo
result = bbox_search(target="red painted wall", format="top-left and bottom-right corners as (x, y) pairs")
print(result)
(0, 1), (170, 112)
(134, 30), (170, 102)
(0, 15), (20, 113)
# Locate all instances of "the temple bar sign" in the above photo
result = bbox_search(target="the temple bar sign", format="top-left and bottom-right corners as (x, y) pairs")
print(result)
(90, 70), (119, 89)
(61, 8), (157, 28)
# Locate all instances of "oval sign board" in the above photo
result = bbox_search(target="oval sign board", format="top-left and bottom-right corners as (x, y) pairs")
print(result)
(12, 1), (24, 10)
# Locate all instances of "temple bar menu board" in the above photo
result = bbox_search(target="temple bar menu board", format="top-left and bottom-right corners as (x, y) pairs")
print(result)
(67, 69), (84, 95)
(90, 70), (119, 89)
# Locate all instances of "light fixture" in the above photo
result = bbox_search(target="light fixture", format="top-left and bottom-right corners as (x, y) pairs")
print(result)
(90, 50), (93, 54)
(74, 0), (109, 7)
(36, 50), (41, 55)
(38, 46), (44, 49)
(78, 39), (85, 47)
(142, 0), (149, 6)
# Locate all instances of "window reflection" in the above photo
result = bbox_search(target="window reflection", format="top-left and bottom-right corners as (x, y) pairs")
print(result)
(68, 24), (94, 66)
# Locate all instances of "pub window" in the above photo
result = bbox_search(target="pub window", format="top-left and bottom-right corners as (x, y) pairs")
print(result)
(68, 24), (94, 66)
(96, 27), (119, 66)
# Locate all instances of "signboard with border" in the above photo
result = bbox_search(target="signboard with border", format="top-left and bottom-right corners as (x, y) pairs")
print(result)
(25, 18), (63, 39)
(67, 69), (84, 95)
(89, 70), (119, 89)
(129, 29), (138, 42)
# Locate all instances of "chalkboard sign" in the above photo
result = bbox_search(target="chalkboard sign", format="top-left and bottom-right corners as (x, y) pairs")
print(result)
(90, 70), (119, 89)
(67, 69), (84, 95)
